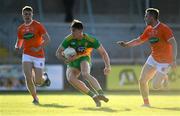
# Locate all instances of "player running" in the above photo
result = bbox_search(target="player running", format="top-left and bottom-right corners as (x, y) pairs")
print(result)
(116, 8), (177, 107)
(15, 6), (51, 104)
(56, 20), (111, 107)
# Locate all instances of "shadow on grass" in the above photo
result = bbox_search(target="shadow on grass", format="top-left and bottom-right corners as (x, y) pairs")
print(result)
(151, 106), (180, 111)
(35, 103), (73, 108)
(80, 107), (131, 112)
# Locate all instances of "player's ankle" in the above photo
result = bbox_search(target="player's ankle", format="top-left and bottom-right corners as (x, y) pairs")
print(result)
(143, 98), (149, 105)
(33, 96), (38, 101)
(97, 89), (104, 95)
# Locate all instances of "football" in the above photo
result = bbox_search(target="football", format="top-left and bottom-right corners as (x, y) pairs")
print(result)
(63, 47), (77, 58)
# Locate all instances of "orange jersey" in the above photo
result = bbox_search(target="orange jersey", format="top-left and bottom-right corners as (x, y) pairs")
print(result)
(140, 22), (174, 63)
(17, 20), (46, 58)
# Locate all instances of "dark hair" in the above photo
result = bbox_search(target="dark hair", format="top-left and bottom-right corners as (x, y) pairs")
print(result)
(145, 8), (159, 20)
(71, 19), (83, 30)
(22, 6), (33, 14)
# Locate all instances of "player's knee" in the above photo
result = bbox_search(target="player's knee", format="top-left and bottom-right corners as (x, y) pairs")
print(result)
(152, 83), (161, 90)
(139, 78), (147, 86)
(81, 72), (90, 79)
(67, 76), (75, 83)
(66, 76), (72, 83)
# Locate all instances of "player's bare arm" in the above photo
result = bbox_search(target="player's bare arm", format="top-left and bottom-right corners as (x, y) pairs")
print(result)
(14, 38), (23, 52)
(97, 44), (111, 75)
(31, 33), (51, 52)
(168, 37), (177, 69)
(42, 33), (51, 47)
(116, 37), (144, 48)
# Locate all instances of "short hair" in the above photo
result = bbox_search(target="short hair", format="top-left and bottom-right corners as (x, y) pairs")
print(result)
(145, 8), (159, 20)
(71, 19), (83, 30)
(22, 6), (33, 14)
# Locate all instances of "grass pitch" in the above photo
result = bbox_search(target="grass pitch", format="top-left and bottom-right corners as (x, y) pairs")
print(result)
(0, 92), (180, 116)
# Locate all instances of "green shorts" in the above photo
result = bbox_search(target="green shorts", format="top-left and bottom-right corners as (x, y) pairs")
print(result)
(67, 56), (91, 70)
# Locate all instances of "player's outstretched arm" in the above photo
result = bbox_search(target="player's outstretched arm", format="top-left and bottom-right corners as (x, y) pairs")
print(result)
(116, 37), (144, 48)
(97, 45), (111, 75)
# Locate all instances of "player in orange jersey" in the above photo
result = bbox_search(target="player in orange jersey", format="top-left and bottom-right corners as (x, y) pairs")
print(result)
(15, 6), (51, 104)
(117, 8), (177, 107)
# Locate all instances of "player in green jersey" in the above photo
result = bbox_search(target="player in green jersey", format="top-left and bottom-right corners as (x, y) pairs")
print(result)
(56, 20), (111, 107)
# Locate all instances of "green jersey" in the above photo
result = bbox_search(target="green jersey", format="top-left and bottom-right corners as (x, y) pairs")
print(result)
(61, 33), (100, 58)
(60, 33), (101, 69)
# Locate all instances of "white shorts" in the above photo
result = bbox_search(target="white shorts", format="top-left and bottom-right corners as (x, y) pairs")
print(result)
(22, 54), (45, 69)
(145, 55), (170, 75)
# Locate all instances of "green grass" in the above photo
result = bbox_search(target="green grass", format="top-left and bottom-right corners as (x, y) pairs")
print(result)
(0, 92), (180, 116)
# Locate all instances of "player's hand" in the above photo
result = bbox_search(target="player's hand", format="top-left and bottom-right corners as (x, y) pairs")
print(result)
(104, 65), (111, 76)
(15, 47), (20, 52)
(116, 41), (129, 47)
(31, 46), (42, 52)
(65, 55), (77, 63)
(15, 47), (21, 54)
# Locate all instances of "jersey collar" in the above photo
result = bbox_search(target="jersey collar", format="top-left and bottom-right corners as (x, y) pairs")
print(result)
(153, 20), (160, 29)
(24, 20), (33, 26)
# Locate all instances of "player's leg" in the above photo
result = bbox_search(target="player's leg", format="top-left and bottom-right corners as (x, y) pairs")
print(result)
(66, 67), (92, 94)
(152, 72), (166, 89)
(33, 58), (51, 87)
(80, 60), (109, 103)
(33, 68), (50, 86)
(22, 62), (38, 103)
(80, 61), (101, 90)
(33, 68), (44, 85)
(66, 67), (101, 107)
(152, 64), (170, 90)
(139, 63), (156, 106)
